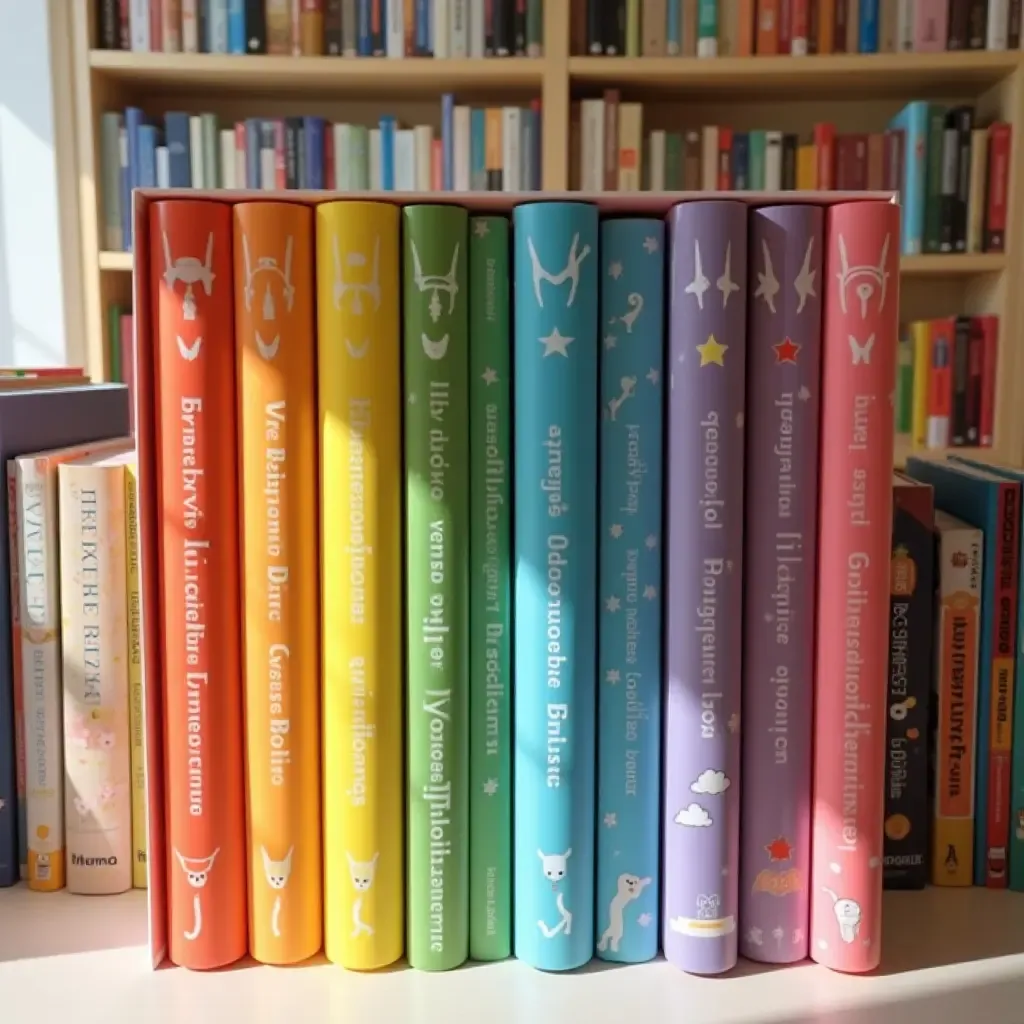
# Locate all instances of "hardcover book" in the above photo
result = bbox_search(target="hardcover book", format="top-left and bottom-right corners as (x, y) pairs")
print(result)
(904, 454), (1021, 888)
(468, 214), (512, 961)
(7, 469), (25, 881)
(595, 217), (665, 964)
(150, 200), (247, 968)
(883, 473), (935, 890)
(403, 204), (470, 971)
(234, 201), (322, 963)
(513, 201), (599, 972)
(810, 200), (899, 973)
(739, 204), (824, 964)
(0, 383), (130, 889)
(663, 200), (747, 976)
(317, 200), (405, 969)
(930, 509), (982, 887)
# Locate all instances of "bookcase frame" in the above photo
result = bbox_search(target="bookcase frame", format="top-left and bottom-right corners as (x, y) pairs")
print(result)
(63, 0), (1024, 465)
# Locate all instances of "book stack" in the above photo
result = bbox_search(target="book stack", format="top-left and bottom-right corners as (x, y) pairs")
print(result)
(578, 0), (1024, 56)
(97, 0), (545, 57)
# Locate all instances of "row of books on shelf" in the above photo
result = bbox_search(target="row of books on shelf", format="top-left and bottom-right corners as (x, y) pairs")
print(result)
(102, 99), (542, 250)
(579, 0), (1024, 57)
(896, 316), (999, 451)
(576, 96), (1010, 256)
(98, 0), (544, 58)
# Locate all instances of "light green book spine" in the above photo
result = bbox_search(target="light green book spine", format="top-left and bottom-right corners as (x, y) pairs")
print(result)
(468, 216), (512, 961)
(626, 0), (641, 55)
(404, 205), (470, 971)
(697, 0), (718, 56)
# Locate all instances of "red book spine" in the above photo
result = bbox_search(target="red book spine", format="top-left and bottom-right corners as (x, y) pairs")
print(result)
(810, 201), (898, 973)
(324, 124), (335, 189)
(274, 120), (287, 190)
(791, 0), (810, 52)
(985, 123), (1011, 253)
(150, 200), (247, 969)
(778, 0), (792, 51)
(977, 314), (999, 446)
(883, 129), (904, 193)
(234, 123), (246, 187)
(833, 0), (848, 50)
(430, 138), (443, 189)
(603, 89), (620, 193)
(150, 0), (164, 51)
(718, 126), (733, 190)
(119, 0), (130, 48)
(966, 318), (983, 445)
(927, 317), (953, 449)
(814, 123), (836, 190)
(756, 0), (780, 53)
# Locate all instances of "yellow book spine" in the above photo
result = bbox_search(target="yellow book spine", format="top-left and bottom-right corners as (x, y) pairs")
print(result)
(317, 200), (404, 969)
(910, 321), (929, 450)
(124, 461), (147, 889)
(234, 202), (322, 964)
(796, 144), (816, 191)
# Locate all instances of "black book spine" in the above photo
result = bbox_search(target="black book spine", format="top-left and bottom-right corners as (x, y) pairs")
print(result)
(947, 0), (970, 48)
(325, 0), (344, 53)
(807, 0), (819, 53)
(605, 0), (623, 54)
(587, 0), (604, 53)
(515, 0), (527, 53)
(98, 0), (120, 49)
(938, 111), (959, 254)
(966, 319), (984, 445)
(954, 106), (974, 253)
(284, 118), (301, 190)
(494, 0), (513, 55)
(782, 133), (798, 189)
(950, 316), (971, 446)
(244, 0), (267, 51)
(1010, 0), (1023, 48)
(967, 0), (988, 48)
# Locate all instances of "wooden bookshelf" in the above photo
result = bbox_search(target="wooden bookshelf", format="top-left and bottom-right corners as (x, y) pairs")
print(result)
(65, 0), (1024, 465)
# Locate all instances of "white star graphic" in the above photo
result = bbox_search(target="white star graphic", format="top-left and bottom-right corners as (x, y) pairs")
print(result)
(408, 392), (417, 405)
(645, 534), (657, 550)
(604, 334), (617, 349)
(643, 236), (659, 254)
(474, 220), (490, 237)
(646, 367), (659, 385)
(481, 367), (498, 385)
(483, 778), (499, 796)
(605, 596), (621, 612)
(539, 328), (574, 357)
(798, 385), (811, 401)
(637, 912), (653, 927)
(603, 812), (617, 828)
(605, 669), (620, 684)
(609, 523), (624, 538)
(643, 585), (657, 600)
(609, 261), (623, 279)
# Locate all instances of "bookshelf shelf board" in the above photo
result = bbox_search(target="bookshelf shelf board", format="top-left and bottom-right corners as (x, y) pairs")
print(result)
(98, 250), (134, 272)
(894, 436), (987, 468)
(3, 885), (1024, 1020)
(568, 52), (1023, 99)
(88, 50), (546, 97)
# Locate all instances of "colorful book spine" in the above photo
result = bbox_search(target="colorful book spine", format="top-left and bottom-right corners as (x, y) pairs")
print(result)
(468, 214), (512, 962)
(512, 201), (599, 972)
(124, 460), (147, 888)
(7, 469), (26, 881)
(58, 456), (132, 896)
(810, 200), (898, 973)
(403, 204), (470, 971)
(739, 205), (824, 964)
(150, 200), (247, 969)
(663, 200), (747, 976)
(234, 202), (322, 964)
(317, 201), (404, 970)
(883, 477), (935, 890)
(930, 509), (981, 887)
(595, 217), (664, 965)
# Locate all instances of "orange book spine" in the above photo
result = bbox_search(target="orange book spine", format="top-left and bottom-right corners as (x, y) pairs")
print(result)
(738, 0), (757, 53)
(233, 202), (322, 963)
(817, 0), (835, 53)
(756, 0), (779, 53)
(300, 0), (324, 54)
(150, 200), (247, 969)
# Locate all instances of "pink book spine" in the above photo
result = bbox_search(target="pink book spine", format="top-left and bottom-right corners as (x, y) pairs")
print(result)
(913, 0), (948, 51)
(810, 200), (898, 973)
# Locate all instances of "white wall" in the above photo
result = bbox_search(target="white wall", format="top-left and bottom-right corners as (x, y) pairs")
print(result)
(0, 0), (67, 367)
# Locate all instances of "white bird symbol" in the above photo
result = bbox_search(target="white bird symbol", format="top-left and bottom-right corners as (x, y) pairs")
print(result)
(755, 240), (780, 313)
(716, 243), (740, 308)
(684, 240), (710, 310)
(794, 237), (817, 314)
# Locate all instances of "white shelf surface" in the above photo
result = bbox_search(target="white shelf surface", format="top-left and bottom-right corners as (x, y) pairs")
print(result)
(4, 885), (1024, 1023)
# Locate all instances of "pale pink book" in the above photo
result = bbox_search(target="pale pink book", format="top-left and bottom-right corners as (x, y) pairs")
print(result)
(810, 200), (898, 973)
(913, 0), (948, 51)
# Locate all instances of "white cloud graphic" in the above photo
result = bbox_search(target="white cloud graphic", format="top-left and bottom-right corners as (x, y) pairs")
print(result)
(674, 803), (713, 828)
(690, 769), (731, 796)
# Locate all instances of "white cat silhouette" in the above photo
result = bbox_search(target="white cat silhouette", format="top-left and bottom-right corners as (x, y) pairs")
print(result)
(537, 848), (573, 938)
(347, 851), (379, 938)
(262, 846), (294, 938)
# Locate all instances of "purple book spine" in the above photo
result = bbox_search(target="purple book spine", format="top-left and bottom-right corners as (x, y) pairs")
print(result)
(738, 205), (824, 964)
(663, 200), (747, 975)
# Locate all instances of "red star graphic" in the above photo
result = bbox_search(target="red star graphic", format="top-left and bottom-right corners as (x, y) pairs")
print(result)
(765, 836), (793, 862)
(773, 337), (800, 364)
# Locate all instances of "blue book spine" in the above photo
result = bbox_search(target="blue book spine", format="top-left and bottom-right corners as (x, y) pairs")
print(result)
(595, 218), (665, 964)
(442, 94), (455, 191)
(227, 0), (246, 52)
(513, 202), (599, 971)
(732, 134), (749, 190)
(416, 0), (430, 52)
(667, 0), (681, 53)
(208, 0), (229, 51)
(471, 109), (486, 190)
(859, 0), (879, 53)
(304, 117), (325, 189)
(163, 113), (192, 187)
(379, 116), (396, 190)
(903, 457), (1007, 885)
(138, 125), (158, 187)
(889, 102), (928, 254)
(357, 0), (373, 54)
(244, 119), (261, 189)
(119, 127), (131, 251)
(427, 0), (434, 52)
(124, 107), (145, 249)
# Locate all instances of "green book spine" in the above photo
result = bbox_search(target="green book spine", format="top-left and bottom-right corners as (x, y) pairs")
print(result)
(107, 304), (122, 383)
(896, 329), (914, 434)
(404, 205), (470, 971)
(626, 0), (640, 55)
(749, 131), (766, 190)
(665, 132), (683, 190)
(923, 105), (946, 254)
(526, 0), (543, 54)
(467, 216), (512, 961)
(200, 112), (219, 187)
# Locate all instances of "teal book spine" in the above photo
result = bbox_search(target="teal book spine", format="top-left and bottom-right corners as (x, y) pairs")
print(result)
(595, 219), (665, 963)
(403, 204), (471, 969)
(468, 215), (512, 959)
(697, 0), (718, 56)
(513, 201), (599, 971)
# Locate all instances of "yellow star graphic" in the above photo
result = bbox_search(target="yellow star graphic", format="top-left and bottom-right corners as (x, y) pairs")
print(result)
(696, 334), (728, 367)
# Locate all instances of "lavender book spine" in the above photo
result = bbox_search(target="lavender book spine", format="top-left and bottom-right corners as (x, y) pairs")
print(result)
(738, 204), (824, 964)
(662, 200), (747, 975)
